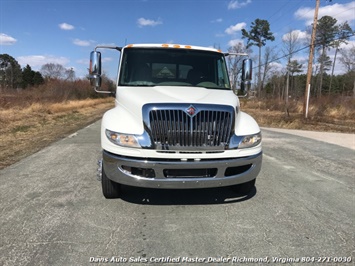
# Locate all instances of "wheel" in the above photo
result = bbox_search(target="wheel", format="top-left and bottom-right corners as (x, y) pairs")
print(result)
(231, 179), (256, 195)
(102, 165), (121, 199)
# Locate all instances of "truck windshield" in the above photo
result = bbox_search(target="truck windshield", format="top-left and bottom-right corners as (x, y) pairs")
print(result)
(119, 48), (231, 90)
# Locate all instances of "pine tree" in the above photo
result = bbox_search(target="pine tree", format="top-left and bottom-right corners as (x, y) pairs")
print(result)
(0, 54), (22, 89)
(22, 64), (35, 88)
(315, 16), (338, 97)
(21, 64), (44, 88)
(242, 19), (275, 96)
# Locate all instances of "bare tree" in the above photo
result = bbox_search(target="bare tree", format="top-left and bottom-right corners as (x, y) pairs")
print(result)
(260, 46), (278, 96)
(282, 30), (302, 61)
(226, 42), (251, 93)
(282, 30), (302, 115)
(266, 70), (286, 100)
(339, 45), (355, 98)
(65, 68), (76, 81)
(339, 45), (355, 73)
(40, 63), (66, 79)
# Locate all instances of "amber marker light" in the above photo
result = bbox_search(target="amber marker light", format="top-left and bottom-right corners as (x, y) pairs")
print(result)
(173, 44), (180, 48)
(162, 44), (169, 47)
(109, 132), (118, 141)
(105, 130), (141, 148)
(184, 45), (192, 49)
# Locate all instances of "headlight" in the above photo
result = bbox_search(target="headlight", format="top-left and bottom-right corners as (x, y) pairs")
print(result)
(238, 132), (262, 149)
(105, 129), (141, 148)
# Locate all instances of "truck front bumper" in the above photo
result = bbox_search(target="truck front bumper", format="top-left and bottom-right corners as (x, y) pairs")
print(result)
(102, 150), (262, 189)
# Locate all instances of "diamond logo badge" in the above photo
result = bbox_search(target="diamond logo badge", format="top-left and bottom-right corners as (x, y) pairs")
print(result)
(186, 105), (197, 117)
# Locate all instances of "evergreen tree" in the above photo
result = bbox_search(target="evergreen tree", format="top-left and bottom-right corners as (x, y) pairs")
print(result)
(21, 64), (44, 88)
(315, 16), (338, 97)
(288, 60), (303, 95)
(33, 71), (44, 86)
(0, 54), (22, 89)
(329, 21), (353, 94)
(22, 64), (35, 88)
(242, 19), (275, 96)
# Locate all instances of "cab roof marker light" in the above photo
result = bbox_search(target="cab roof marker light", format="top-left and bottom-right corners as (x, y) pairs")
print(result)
(173, 44), (181, 48)
(184, 45), (192, 49)
(127, 44), (134, 48)
(162, 44), (169, 47)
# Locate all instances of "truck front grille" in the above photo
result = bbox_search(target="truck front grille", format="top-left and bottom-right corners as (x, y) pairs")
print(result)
(143, 104), (234, 150)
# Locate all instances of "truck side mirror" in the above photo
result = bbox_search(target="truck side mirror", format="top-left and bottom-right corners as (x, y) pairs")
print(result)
(89, 51), (102, 88)
(239, 81), (252, 96)
(242, 59), (252, 82)
(238, 59), (253, 97)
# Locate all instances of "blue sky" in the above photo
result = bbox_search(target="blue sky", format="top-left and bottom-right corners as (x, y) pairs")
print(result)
(1, 0), (354, 80)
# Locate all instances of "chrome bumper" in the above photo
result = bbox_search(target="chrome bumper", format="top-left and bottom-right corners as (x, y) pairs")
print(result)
(102, 150), (262, 189)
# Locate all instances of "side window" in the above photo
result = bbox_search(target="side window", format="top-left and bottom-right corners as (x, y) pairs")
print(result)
(217, 59), (224, 87)
(216, 58), (230, 88)
(119, 54), (130, 84)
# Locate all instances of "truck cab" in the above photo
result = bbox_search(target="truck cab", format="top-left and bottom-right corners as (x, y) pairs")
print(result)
(90, 43), (262, 199)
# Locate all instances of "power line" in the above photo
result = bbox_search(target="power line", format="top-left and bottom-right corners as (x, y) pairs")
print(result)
(267, 0), (308, 29)
(252, 32), (355, 70)
(266, 1), (292, 21)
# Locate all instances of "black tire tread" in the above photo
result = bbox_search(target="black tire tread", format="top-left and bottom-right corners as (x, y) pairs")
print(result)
(102, 166), (121, 199)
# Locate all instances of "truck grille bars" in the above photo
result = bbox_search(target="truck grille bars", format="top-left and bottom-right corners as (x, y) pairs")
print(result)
(143, 104), (235, 150)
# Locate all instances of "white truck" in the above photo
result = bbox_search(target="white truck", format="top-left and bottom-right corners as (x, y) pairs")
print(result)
(89, 43), (262, 199)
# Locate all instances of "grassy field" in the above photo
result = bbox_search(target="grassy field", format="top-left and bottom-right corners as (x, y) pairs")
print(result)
(1, 88), (354, 170)
(0, 96), (114, 169)
(241, 97), (355, 133)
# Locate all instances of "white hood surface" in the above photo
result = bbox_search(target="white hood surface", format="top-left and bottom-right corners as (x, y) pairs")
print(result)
(102, 86), (254, 135)
(116, 86), (238, 116)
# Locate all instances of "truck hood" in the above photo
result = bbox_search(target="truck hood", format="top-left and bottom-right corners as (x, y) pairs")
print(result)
(103, 86), (240, 134)
(116, 86), (239, 115)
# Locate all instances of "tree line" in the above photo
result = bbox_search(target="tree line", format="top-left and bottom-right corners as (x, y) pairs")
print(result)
(0, 54), (115, 94)
(227, 15), (354, 99)
(0, 54), (78, 89)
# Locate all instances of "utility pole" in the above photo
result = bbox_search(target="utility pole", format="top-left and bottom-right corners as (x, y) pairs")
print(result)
(285, 61), (290, 117)
(303, 0), (320, 119)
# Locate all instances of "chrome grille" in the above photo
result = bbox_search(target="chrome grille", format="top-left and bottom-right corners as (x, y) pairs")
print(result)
(144, 104), (234, 150)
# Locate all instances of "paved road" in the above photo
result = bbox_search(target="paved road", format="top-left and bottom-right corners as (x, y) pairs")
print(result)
(1, 121), (354, 266)
(262, 127), (355, 150)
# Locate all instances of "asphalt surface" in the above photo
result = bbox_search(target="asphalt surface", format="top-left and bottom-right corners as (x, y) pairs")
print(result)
(1, 121), (354, 266)
(262, 127), (355, 150)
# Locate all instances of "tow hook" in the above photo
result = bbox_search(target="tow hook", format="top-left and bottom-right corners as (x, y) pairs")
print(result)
(97, 159), (103, 182)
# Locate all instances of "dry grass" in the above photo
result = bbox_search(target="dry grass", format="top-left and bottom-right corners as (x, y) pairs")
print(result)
(241, 96), (355, 133)
(0, 97), (114, 169)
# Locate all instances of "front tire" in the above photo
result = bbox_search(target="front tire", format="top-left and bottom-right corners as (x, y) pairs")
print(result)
(231, 179), (256, 195)
(102, 166), (121, 199)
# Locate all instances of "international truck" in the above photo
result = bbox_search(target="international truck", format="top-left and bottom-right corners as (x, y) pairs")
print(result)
(89, 43), (262, 199)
